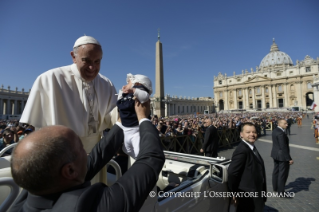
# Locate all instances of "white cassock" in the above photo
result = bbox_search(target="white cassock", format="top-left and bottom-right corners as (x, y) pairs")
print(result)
(20, 63), (118, 183)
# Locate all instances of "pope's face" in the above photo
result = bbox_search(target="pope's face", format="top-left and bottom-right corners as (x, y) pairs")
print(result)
(71, 44), (103, 82)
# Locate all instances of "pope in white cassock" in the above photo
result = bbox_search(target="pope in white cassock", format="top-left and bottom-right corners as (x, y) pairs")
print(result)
(20, 36), (118, 183)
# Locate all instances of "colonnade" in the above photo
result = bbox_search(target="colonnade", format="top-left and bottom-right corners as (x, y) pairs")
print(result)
(0, 98), (27, 115)
(0, 86), (29, 117)
(151, 96), (215, 117)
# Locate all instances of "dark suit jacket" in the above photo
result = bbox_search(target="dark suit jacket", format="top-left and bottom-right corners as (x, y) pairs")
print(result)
(287, 118), (293, 126)
(271, 127), (292, 162)
(228, 141), (267, 201)
(202, 125), (218, 156)
(10, 121), (165, 212)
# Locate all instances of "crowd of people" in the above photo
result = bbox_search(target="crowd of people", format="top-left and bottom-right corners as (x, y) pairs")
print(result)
(0, 112), (314, 158)
(0, 112), (311, 156)
(0, 120), (34, 156)
(150, 111), (308, 140)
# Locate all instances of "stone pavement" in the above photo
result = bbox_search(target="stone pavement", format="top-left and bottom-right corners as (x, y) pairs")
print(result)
(218, 118), (319, 212)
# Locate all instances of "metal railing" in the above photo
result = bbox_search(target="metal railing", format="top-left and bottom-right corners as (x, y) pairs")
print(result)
(160, 123), (270, 155)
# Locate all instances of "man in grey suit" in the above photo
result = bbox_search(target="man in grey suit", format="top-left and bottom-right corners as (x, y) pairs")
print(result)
(271, 119), (294, 196)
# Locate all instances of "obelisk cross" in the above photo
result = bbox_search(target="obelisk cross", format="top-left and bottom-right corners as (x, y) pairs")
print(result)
(158, 28), (160, 41)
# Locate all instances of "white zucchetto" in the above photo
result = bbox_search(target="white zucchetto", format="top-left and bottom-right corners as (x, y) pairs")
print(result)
(73, 36), (101, 48)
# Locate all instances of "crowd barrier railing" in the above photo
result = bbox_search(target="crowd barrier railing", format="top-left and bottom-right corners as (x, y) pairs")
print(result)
(265, 122), (273, 131)
(160, 123), (270, 155)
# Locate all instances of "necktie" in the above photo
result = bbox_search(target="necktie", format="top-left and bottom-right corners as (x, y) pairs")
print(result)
(253, 146), (262, 163)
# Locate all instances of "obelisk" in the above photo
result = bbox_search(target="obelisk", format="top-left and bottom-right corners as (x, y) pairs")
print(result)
(154, 29), (165, 117)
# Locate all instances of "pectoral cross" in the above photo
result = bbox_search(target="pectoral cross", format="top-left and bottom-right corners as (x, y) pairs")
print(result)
(88, 113), (98, 133)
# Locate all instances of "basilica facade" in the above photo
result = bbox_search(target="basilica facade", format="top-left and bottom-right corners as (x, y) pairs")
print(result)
(213, 40), (319, 112)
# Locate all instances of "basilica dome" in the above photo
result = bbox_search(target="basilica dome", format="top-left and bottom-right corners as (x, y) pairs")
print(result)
(259, 39), (293, 68)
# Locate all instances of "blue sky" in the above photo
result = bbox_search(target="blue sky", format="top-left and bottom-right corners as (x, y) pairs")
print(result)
(1, 0), (318, 98)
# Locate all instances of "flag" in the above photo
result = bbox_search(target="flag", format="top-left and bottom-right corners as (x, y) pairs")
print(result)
(311, 102), (317, 110)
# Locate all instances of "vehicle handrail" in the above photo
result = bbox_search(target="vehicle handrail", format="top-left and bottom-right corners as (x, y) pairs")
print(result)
(0, 177), (20, 212)
(106, 159), (122, 181)
(0, 144), (17, 157)
(164, 151), (228, 166)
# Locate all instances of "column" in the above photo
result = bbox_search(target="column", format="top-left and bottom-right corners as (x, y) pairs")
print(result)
(269, 85), (273, 108)
(261, 86), (266, 109)
(7, 99), (11, 115)
(239, 89), (243, 109)
(234, 89), (237, 109)
(165, 103), (167, 117)
(296, 82), (302, 107)
(225, 90), (229, 110)
(11, 100), (15, 115)
(0, 99), (3, 115)
(21, 100), (25, 114)
(273, 85), (277, 107)
(214, 92), (219, 112)
(14, 99), (18, 115)
(245, 88), (249, 109)
(284, 83), (288, 107)
(3, 100), (6, 115)
(314, 84), (319, 112)
(301, 81), (306, 109)
(252, 87), (256, 109)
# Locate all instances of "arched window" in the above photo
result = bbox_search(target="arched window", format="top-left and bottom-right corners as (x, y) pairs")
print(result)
(249, 89), (252, 94)
(290, 84), (295, 91)
(265, 87), (269, 93)
(307, 82), (312, 89)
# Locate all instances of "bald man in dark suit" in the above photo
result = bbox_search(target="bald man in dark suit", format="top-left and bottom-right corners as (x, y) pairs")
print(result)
(271, 119), (293, 196)
(200, 118), (219, 157)
(10, 100), (165, 212)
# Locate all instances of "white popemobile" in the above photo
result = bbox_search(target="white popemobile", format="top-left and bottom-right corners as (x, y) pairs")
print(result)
(0, 145), (233, 212)
(132, 151), (232, 212)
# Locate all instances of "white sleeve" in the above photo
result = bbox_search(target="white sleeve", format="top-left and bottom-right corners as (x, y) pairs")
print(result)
(134, 89), (149, 103)
(139, 118), (151, 124)
(117, 89), (123, 100)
